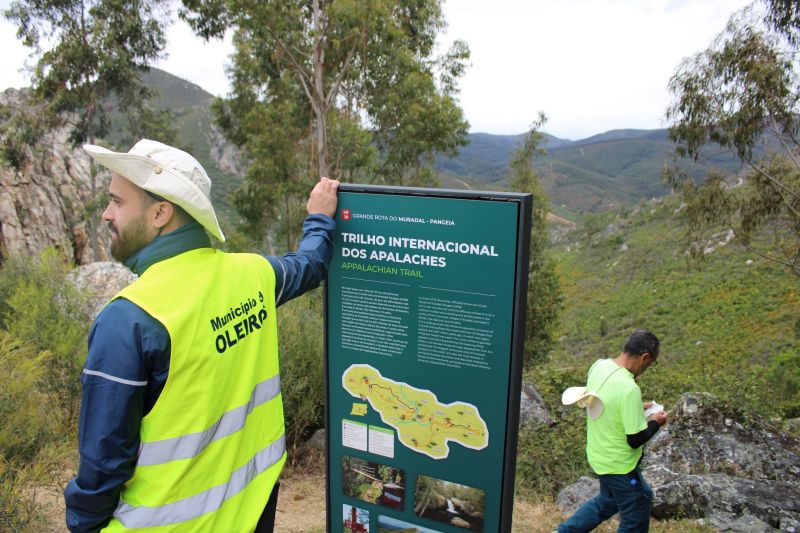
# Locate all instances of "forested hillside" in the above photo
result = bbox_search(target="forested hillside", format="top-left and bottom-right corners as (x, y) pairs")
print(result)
(517, 193), (799, 496)
(436, 129), (746, 215)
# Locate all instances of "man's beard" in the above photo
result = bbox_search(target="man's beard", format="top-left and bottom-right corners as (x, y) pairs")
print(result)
(109, 215), (153, 263)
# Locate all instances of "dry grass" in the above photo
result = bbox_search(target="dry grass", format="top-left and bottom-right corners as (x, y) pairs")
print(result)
(275, 457), (327, 533)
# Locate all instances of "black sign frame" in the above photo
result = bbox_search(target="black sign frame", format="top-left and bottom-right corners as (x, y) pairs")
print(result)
(323, 184), (531, 533)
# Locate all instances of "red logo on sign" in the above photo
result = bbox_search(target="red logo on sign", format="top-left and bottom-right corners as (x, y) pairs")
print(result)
(341, 209), (351, 220)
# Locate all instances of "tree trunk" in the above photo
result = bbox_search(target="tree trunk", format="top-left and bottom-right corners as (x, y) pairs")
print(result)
(312, 0), (329, 179)
(87, 108), (100, 263)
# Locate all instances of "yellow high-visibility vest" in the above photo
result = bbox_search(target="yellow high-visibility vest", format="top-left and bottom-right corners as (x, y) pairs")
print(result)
(102, 248), (285, 532)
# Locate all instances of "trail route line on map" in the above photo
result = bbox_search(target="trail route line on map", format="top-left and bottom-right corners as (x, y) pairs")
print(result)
(342, 364), (488, 459)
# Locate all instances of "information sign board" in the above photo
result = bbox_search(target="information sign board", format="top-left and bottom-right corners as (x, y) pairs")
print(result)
(325, 184), (531, 533)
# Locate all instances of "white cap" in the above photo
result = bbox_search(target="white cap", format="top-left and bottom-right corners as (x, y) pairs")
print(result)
(83, 139), (225, 242)
(562, 386), (605, 420)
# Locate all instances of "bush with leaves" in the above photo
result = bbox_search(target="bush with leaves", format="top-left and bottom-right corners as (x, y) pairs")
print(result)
(0, 331), (59, 531)
(0, 332), (56, 463)
(0, 249), (93, 423)
(766, 348), (800, 417)
(516, 366), (589, 497)
(506, 113), (563, 366)
(277, 289), (326, 457)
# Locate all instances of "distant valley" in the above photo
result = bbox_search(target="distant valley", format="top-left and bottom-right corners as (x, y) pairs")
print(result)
(435, 128), (744, 217)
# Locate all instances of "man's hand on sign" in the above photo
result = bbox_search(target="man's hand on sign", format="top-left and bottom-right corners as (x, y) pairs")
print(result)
(307, 176), (340, 218)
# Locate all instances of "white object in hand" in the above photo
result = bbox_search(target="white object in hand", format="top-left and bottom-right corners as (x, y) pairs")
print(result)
(644, 402), (664, 417)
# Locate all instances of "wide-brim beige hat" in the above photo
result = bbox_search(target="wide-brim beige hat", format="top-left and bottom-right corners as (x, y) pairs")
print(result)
(83, 139), (225, 242)
(562, 386), (604, 420)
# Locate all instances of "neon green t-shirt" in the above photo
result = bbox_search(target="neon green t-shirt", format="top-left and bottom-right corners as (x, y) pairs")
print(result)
(585, 358), (647, 474)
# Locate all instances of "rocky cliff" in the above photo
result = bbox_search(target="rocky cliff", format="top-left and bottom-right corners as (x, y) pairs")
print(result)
(0, 84), (247, 267)
(0, 88), (112, 265)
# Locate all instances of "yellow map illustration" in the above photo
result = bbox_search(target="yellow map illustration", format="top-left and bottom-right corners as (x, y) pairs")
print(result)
(342, 364), (488, 459)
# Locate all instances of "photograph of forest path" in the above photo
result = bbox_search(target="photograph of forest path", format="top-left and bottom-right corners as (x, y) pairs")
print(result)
(342, 456), (406, 511)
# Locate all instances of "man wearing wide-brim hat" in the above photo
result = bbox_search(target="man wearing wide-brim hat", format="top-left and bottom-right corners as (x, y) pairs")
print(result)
(64, 139), (339, 532)
(555, 329), (668, 533)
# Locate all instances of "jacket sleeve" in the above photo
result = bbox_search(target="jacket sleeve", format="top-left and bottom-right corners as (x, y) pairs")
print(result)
(626, 420), (661, 448)
(64, 300), (170, 532)
(265, 213), (336, 307)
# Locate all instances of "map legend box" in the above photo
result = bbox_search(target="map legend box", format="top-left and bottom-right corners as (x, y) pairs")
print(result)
(342, 419), (367, 451)
(368, 426), (395, 458)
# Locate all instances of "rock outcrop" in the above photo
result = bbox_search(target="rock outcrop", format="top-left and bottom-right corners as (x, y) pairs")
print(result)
(556, 392), (800, 531)
(208, 124), (245, 177)
(68, 262), (138, 318)
(555, 476), (598, 514)
(519, 381), (556, 428)
(0, 88), (112, 265)
(643, 393), (800, 531)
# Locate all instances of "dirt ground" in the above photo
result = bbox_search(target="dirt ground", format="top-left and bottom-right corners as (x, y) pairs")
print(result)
(35, 461), (701, 533)
(34, 463), (562, 533)
(274, 467), (327, 533)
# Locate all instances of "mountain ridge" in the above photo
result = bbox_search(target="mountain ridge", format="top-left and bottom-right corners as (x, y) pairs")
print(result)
(124, 69), (744, 218)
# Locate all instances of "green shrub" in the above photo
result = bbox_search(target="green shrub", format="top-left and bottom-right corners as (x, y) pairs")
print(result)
(0, 461), (44, 533)
(516, 366), (591, 496)
(766, 349), (800, 418)
(516, 418), (589, 497)
(0, 331), (56, 463)
(0, 249), (92, 423)
(277, 289), (326, 457)
(0, 331), (61, 532)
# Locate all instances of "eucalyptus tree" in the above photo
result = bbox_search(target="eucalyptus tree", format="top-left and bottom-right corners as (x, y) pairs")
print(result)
(507, 113), (563, 366)
(665, 1), (800, 277)
(5, 0), (171, 260)
(181, 0), (469, 244)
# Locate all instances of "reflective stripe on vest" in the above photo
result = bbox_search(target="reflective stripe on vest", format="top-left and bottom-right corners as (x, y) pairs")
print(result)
(114, 435), (285, 528)
(137, 375), (281, 466)
(104, 249), (284, 532)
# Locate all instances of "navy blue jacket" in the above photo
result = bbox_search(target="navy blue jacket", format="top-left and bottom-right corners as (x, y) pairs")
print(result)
(64, 215), (335, 532)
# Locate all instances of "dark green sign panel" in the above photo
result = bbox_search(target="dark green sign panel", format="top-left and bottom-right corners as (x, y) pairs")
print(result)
(325, 185), (531, 533)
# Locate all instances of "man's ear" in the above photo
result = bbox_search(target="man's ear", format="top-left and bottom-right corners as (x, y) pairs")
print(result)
(152, 201), (174, 230)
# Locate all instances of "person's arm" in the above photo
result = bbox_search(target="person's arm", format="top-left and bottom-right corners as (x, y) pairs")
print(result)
(626, 408), (668, 448)
(64, 300), (170, 532)
(626, 420), (661, 448)
(265, 177), (339, 307)
(266, 214), (335, 306)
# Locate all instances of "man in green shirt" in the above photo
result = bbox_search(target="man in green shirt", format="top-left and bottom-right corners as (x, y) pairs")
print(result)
(556, 329), (668, 533)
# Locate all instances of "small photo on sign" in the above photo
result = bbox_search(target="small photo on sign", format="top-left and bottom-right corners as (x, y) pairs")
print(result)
(342, 455), (405, 511)
(414, 475), (484, 531)
(377, 514), (442, 533)
(342, 504), (369, 533)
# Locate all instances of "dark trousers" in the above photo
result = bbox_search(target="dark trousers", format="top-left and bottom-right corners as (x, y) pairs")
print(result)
(254, 482), (280, 533)
(557, 468), (652, 533)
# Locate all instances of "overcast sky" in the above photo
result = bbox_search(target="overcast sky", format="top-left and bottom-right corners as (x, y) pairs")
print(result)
(1, 0), (752, 140)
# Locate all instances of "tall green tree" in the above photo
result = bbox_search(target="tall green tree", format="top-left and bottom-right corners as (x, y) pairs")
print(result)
(4, 0), (171, 260)
(664, 2), (800, 277)
(182, 0), (469, 245)
(507, 113), (563, 366)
